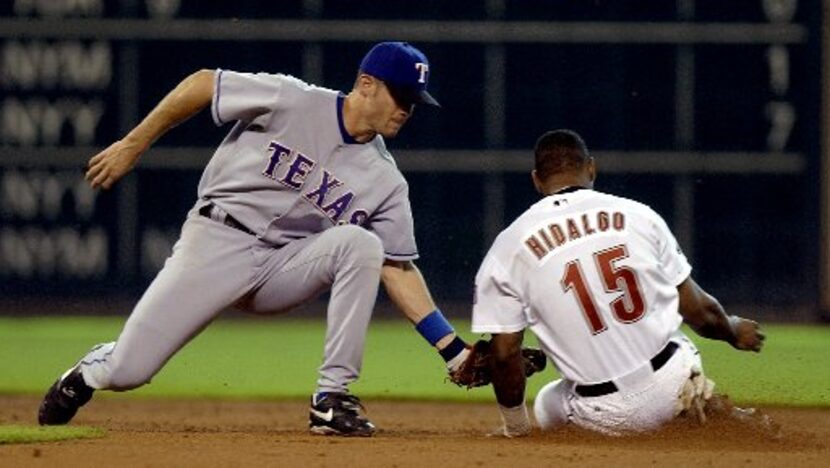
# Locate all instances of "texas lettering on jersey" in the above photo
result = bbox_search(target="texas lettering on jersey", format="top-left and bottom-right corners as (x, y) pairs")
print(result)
(263, 140), (370, 226)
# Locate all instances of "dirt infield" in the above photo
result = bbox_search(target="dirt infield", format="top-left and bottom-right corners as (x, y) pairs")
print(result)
(0, 395), (827, 468)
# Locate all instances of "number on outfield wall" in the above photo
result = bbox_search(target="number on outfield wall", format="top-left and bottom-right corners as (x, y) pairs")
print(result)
(560, 244), (646, 334)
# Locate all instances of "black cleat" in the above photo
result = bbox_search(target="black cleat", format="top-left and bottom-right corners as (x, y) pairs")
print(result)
(309, 392), (376, 437)
(38, 366), (94, 426)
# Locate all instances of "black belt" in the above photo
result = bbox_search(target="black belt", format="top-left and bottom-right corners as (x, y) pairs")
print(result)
(199, 204), (256, 236)
(574, 341), (680, 398)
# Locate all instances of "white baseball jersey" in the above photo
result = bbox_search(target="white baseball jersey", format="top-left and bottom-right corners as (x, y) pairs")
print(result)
(200, 69), (419, 261)
(472, 188), (691, 384)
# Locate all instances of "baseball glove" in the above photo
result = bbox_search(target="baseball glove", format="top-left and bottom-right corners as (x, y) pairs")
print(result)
(448, 340), (547, 389)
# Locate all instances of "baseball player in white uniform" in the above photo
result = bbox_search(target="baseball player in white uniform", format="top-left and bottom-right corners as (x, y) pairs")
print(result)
(37, 42), (477, 437)
(472, 129), (765, 437)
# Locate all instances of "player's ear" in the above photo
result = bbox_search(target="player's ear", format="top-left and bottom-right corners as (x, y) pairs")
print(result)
(531, 170), (544, 195)
(586, 158), (597, 184)
(356, 74), (375, 96)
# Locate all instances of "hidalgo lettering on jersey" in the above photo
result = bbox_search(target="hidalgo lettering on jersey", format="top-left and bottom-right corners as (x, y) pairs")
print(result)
(263, 140), (369, 225)
(524, 209), (626, 261)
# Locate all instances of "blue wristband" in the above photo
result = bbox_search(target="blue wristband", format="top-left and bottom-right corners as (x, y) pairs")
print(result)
(415, 309), (455, 346)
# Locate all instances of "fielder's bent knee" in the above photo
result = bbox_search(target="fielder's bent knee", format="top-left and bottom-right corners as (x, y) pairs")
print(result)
(335, 225), (384, 264)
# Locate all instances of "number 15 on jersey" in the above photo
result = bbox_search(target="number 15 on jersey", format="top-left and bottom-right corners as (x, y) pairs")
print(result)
(561, 244), (647, 335)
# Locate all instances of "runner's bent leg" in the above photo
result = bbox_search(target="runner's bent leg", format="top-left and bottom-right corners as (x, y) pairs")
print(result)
(534, 379), (573, 430)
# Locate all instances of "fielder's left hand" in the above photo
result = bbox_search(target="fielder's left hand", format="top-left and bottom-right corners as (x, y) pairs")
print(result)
(86, 139), (145, 189)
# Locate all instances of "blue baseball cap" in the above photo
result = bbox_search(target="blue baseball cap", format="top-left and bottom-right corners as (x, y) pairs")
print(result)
(359, 41), (440, 107)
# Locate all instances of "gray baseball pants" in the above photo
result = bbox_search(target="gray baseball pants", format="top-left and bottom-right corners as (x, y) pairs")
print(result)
(79, 204), (384, 394)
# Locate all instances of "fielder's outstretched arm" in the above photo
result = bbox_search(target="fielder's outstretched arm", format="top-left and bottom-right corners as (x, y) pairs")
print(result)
(86, 69), (215, 190)
(381, 259), (465, 353)
(677, 276), (765, 352)
(381, 260), (436, 321)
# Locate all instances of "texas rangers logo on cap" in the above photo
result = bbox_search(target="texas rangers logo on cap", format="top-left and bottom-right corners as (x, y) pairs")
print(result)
(415, 62), (429, 84)
(359, 41), (440, 107)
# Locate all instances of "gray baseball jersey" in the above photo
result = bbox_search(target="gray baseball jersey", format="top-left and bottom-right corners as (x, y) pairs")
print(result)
(77, 70), (414, 396)
(202, 69), (419, 260)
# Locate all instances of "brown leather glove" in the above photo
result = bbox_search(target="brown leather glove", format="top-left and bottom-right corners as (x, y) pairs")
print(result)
(448, 340), (547, 389)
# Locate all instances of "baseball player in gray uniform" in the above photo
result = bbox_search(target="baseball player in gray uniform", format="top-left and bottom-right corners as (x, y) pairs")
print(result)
(37, 42), (474, 437)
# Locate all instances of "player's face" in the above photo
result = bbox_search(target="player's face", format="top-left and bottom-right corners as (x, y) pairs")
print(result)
(370, 80), (414, 138)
